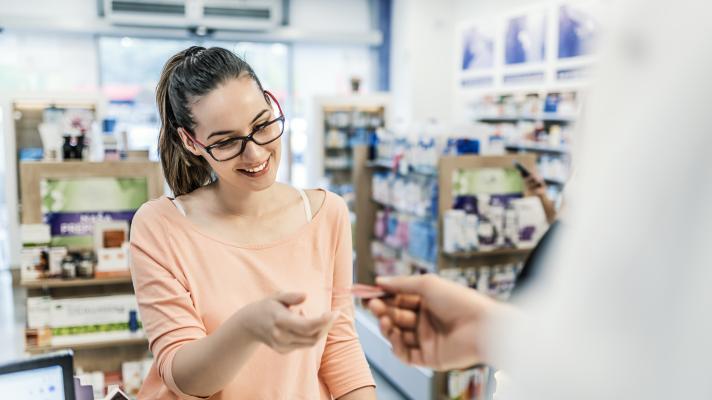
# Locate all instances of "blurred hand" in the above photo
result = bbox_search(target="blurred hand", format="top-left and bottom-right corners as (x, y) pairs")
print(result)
(367, 275), (508, 371)
(244, 292), (338, 354)
(524, 175), (547, 198)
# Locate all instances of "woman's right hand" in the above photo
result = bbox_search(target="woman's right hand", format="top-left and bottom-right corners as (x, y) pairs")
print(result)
(244, 292), (339, 354)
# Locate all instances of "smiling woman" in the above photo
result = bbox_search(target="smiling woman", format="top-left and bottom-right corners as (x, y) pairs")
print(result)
(129, 46), (376, 399)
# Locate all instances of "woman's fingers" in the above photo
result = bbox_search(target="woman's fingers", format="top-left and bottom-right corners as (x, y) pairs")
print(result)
(277, 310), (338, 337)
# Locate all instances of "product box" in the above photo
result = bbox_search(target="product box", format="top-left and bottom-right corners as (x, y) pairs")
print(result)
(27, 296), (52, 329)
(94, 220), (130, 277)
(121, 360), (145, 396)
(510, 197), (548, 248)
(20, 224), (51, 245)
(20, 247), (49, 281)
(48, 247), (68, 277)
(49, 294), (139, 329)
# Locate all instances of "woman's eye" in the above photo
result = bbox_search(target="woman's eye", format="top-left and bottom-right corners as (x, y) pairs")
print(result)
(215, 138), (238, 148)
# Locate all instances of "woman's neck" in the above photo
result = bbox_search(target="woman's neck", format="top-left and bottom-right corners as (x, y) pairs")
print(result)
(210, 180), (284, 218)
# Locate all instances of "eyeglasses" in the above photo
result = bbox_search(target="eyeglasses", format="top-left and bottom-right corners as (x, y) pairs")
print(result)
(185, 90), (285, 162)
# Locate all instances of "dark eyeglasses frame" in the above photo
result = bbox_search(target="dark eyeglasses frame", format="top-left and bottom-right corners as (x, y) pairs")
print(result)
(184, 90), (285, 162)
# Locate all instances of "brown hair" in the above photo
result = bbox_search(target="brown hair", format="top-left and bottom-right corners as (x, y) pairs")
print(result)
(156, 46), (265, 196)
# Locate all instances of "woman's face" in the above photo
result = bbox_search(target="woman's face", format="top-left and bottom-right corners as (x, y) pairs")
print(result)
(180, 76), (281, 193)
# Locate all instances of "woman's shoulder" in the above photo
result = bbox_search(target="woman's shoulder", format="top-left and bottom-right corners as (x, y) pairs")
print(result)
(131, 196), (175, 233)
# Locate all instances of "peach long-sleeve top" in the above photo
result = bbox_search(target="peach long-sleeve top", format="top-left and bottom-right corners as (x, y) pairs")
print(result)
(129, 190), (374, 399)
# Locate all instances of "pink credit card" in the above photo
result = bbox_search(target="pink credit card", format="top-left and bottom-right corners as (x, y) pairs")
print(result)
(350, 283), (392, 299)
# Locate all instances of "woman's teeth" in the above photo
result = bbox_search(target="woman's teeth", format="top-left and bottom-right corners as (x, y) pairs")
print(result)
(243, 160), (267, 173)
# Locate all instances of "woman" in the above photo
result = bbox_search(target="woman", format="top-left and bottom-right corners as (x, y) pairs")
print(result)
(129, 46), (376, 399)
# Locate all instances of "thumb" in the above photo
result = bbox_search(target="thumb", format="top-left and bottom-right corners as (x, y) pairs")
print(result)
(375, 275), (431, 295)
(274, 292), (307, 306)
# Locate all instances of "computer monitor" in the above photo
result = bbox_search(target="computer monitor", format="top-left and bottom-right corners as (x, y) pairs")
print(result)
(0, 350), (75, 400)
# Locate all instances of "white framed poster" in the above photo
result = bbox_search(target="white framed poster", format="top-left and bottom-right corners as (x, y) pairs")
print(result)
(558, 2), (600, 59)
(461, 23), (496, 72)
(504, 9), (548, 66)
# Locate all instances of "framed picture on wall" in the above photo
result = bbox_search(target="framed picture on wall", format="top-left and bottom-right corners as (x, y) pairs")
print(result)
(504, 9), (548, 65)
(461, 23), (496, 72)
(558, 2), (600, 59)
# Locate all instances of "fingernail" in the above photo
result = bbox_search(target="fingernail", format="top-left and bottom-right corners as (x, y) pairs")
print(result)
(376, 277), (391, 284)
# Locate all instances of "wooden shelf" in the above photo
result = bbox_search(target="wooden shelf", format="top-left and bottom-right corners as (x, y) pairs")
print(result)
(26, 335), (147, 354)
(443, 248), (532, 258)
(20, 276), (133, 289)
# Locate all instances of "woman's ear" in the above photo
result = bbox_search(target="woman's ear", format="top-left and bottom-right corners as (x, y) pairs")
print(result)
(177, 127), (202, 157)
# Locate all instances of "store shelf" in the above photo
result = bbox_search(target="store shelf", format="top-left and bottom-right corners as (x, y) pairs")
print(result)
(20, 275), (133, 289)
(366, 159), (395, 169)
(370, 198), (432, 219)
(403, 252), (438, 272)
(443, 248), (532, 259)
(324, 165), (353, 171)
(543, 177), (567, 186)
(26, 333), (147, 354)
(367, 159), (438, 177)
(505, 142), (570, 155)
(476, 114), (576, 123)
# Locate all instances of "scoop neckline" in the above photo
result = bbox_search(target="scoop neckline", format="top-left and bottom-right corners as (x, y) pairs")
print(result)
(159, 188), (329, 250)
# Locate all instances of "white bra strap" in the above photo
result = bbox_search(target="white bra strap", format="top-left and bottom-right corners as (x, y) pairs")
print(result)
(171, 198), (187, 216)
(297, 189), (313, 222)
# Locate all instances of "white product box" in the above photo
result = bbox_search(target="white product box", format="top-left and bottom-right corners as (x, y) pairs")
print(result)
(21, 247), (48, 281)
(48, 247), (68, 277)
(95, 243), (130, 276)
(49, 294), (139, 328)
(27, 296), (52, 329)
(20, 224), (51, 245)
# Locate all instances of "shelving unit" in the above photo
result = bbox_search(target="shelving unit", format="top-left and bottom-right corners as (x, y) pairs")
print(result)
(22, 276), (149, 373)
(355, 149), (539, 281)
(353, 147), (540, 399)
(14, 160), (163, 386)
(1, 94), (105, 268)
(312, 95), (389, 200)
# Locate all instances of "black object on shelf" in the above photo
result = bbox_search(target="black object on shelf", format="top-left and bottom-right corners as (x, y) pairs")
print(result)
(62, 135), (85, 160)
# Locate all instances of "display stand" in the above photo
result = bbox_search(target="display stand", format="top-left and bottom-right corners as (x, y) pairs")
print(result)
(353, 146), (538, 399)
(17, 160), (163, 388)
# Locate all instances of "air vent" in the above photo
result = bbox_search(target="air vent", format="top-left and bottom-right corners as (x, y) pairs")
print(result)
(111, 1), (185, 15)
(204, 6), (271, 19)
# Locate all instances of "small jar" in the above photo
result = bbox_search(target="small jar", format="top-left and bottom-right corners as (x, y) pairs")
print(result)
(77, 252), (95, 278)
(61, 256), (76, 279)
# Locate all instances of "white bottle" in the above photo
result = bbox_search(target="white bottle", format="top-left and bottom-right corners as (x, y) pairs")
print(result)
(465, 214), (479, 251)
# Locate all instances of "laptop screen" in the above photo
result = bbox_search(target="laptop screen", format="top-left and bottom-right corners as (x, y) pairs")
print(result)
(0, 351), (74, 400)
(0, 365), (66, 400)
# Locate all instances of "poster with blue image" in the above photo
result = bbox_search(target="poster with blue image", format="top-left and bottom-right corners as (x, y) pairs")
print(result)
(504, 10), (547, 65)
(461, 24), (495, 71)
(558, 3), (599, 59)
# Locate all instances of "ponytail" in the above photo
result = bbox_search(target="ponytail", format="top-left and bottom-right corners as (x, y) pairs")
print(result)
(155, 46), (264, 196)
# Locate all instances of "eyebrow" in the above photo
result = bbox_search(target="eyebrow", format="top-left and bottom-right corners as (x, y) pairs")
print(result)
(206, 109), (270, 140)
